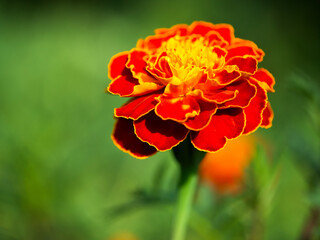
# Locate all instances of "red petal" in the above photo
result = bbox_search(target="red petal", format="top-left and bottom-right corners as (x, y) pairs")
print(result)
(183, 100), (217, 130)
(189, 22), (234, 45)
(108, 72), (139, 97)
(211, 24), (235, 45)
(134, 111), (189, 151)
(155, 24), (188, 36)
(108, 69), (163, 97)
(155, 95), (200, 122)
(251, 68), (275, 92)
(226, 56), (258, 74)
(226, 45), (263, 62)
(203, 89), (237, 103)
(108, 52), (129, 80)
(189, 21), (216, 36)
(115, 93), (160, 120)
(213, 47), (228, 58)
(232, 38), (265, 62)
(206, 31), (228, 47)
(243, 82), (268, 134)
(126, 50), (148, 75)
(213, 66), (241, 85)
(112, 118), (157, 159)
(143, 25), (187, 50)
(191, 108), (245, 152)
(126, 49), (160, 84)
(190, 88), (237, 104)
(154, 52), (173, 78)
(222, 80), (257, 108)
(261, 102), (273, 128)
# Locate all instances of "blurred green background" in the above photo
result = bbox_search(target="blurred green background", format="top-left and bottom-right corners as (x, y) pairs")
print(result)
(0, 0), (319, 239)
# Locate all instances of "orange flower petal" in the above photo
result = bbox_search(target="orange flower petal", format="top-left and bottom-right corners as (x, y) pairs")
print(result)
(112, 118), (157, 159)
(251, 68), (275, 92)
(191, 108), (245, 152)
(260, 102), (274, 128)
(243, 81), (268, 134)
(155, 95), (200, 122)
(226, 56), (258, 74)
(108, 51), (129, 80)
(134, 111), (189, 151)
(115, 93), (160, 120)
(183, 100), (217, 130)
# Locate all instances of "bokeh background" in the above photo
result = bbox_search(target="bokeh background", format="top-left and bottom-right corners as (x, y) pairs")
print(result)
(0, 0), (319, 239)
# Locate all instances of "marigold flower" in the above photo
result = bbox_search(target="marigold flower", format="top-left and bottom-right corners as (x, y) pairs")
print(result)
(199, 135), (255, 193)
(108, 21), (274, 159)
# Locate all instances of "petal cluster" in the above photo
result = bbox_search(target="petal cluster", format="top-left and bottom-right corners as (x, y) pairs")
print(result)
(108, 21), (275, 159)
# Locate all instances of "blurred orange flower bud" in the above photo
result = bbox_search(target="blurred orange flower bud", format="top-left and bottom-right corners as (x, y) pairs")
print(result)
(199, 135), (256, 194)
(107, 232), (138, 240)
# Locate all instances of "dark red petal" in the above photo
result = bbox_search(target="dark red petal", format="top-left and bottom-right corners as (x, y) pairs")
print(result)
(108, 52), (129, 80)
(108, 73), (139, 97)
(183, 100), (217, 130)
(226, 56), (258, 74)
(115, 93), (160, 120)
(191, 108), (245, 152)
(261, 102), (273, 128)
(226, 46), (262, 62)
(134, 111), (189, 151)
(222, 80), (257, 108)
(243, 82), (268, 134)
(112, 118), (157, 159)
(155, 95), (200, 122)
(251, 68), (275, 92)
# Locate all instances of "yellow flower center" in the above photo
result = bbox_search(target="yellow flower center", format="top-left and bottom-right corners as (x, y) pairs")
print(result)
(162, 36), (221, 84)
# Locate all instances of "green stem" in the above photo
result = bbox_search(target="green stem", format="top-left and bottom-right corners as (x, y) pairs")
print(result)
(171, 138), (205, 240)
(172, 163), (198, 240)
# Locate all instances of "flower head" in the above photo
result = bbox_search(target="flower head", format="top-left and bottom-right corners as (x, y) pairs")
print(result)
(108, 21), (274, 159)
